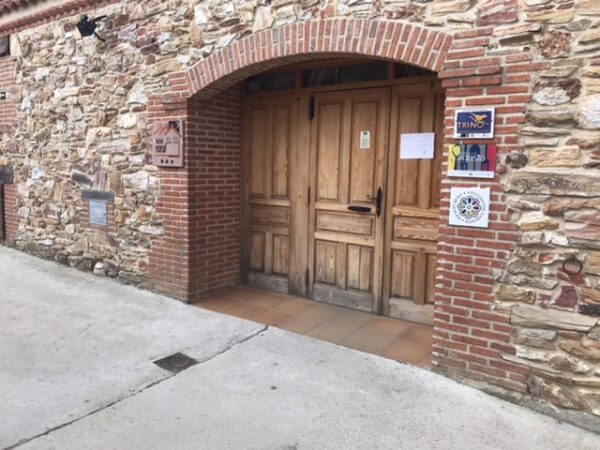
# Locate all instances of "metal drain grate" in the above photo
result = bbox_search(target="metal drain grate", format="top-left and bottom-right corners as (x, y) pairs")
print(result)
(153, 352), (198, 373)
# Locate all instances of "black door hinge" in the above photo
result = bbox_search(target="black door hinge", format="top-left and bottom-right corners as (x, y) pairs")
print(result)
(309, 96), (315, 121)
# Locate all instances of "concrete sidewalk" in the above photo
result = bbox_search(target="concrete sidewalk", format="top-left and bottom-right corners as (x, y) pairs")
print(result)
(1, 247), (598, 450)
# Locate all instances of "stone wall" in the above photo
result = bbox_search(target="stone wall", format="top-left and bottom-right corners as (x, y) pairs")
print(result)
(0, 0), (599, 423)
(498, 0), (600, 417)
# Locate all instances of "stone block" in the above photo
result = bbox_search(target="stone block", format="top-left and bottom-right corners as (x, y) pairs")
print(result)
(577, 0), (600, 15)
(539, 31), (572, 58)
(560, 339), (600, 361)
(578, 95), (600, 129)
(508, 172), (600, 197)
(511, 305), (597, 331)
(496, 284), (536, 303)
(532, 79), (581, 106)
(528, 148), (581, 168)
(432, 0), (474, 15)
(512, 327), (557, 349)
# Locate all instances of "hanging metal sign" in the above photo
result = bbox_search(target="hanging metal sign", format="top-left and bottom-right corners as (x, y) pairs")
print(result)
(151, 120), (184, 167)
(454, 108), (495, 139)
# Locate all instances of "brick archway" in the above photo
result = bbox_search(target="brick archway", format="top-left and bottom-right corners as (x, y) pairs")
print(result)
(149, 17), (454, 300)
(166, 18), (453, 101)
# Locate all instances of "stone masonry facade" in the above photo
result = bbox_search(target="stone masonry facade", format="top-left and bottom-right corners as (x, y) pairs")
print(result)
(0, 0), (599, 426)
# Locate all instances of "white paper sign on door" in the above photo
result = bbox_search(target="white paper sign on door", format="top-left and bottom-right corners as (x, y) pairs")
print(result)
(360, 130), (371, 149)
(400, 132), (435, 159)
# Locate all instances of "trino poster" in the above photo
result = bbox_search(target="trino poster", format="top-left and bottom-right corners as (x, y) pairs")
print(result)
(453, 108), (495, 139)
(447, 143), (496, 179)
(449, 187), (490, 229)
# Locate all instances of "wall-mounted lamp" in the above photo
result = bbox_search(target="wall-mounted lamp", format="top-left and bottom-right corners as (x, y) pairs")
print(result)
(76, 15), (107, 42)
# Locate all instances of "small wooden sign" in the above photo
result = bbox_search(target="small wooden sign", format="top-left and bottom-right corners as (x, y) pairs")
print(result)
(151, 120), (184, 167)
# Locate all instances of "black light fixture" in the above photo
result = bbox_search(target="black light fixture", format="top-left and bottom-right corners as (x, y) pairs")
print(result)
(76, 14), (107, 41)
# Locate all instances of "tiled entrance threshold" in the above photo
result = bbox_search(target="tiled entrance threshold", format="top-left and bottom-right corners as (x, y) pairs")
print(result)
(194, 287), (432, 369)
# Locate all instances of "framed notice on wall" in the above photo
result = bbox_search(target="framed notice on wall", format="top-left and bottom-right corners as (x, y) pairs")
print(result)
(448, 144), (496, 179)
(151, 120), (184, 168)
(454, 108), (495, 139)
(449, 187), (490, 229)
(88, 199), (108, 226)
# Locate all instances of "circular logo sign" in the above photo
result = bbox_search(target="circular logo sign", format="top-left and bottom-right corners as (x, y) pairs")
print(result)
(451, 190), (487, 225)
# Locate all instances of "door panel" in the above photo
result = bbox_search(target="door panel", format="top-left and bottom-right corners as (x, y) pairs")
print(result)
(309, 88), (389, 312)
(242, 97), (296, 293)
(383, 83), (444, 324)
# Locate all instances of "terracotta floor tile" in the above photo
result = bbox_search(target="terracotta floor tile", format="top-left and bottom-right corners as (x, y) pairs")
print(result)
(225, 303), (266, 319)
(250, 309), (290, 326)
(380, 339), (431, 365)
(359, 317), (412, 338)
(206, 287), (433, 368)
(326, 309), (377, 331)
(276, 314), (325, 334)
(299, 302), (346, 321)
(401, 325), (434, 348)
(195, 297), (239, 313)
(245, 294), (286, 309)
(219, 287), (263, 302)
(306, 323), (355, 344)
(271, 297), (316, 314)
(340, 329), (397, 354)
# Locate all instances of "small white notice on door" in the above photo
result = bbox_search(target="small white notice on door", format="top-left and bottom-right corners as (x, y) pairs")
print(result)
(360, 130), (371, 149)
(400, 132), (435, 159)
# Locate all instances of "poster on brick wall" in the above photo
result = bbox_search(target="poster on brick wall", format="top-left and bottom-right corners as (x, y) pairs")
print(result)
(151, 120), (184, 168)
(449, 187), (490, 229)
(447, 143), (496, 179)
(454, 108), (495, 139)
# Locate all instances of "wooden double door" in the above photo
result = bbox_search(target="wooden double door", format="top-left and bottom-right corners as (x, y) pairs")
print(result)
(241, 81), (444, 324)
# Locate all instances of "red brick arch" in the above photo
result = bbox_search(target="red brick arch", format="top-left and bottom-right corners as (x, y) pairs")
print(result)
(172, 18), (453, 99)
(150, 18), (455, 300)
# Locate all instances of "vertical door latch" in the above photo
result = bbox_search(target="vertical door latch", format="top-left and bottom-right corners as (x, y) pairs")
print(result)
(375, 187), (383, 218)
(366, 187), (383, 217)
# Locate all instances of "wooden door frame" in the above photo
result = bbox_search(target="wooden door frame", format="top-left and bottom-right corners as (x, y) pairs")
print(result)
(241, 77), (443, 320)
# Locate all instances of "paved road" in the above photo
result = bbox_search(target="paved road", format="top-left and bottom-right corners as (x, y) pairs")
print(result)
(1, 247), (599, 449)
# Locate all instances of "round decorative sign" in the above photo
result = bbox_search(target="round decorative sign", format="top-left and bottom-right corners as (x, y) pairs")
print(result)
(449, 187), (490, 229)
